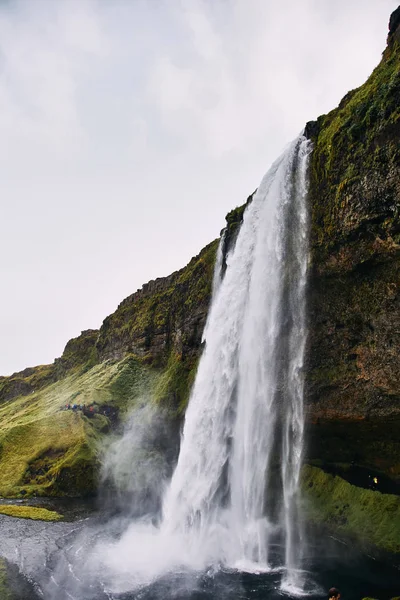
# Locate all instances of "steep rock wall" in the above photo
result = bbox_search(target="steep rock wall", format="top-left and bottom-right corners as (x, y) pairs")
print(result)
(304, 18), (400, 482)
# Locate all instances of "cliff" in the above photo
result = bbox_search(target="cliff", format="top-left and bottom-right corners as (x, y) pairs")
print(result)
(299, 16), (400, 557)
(304, 17), (400, 485)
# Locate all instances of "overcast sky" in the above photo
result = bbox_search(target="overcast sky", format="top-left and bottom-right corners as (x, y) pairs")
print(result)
(1, 0), (397, 375)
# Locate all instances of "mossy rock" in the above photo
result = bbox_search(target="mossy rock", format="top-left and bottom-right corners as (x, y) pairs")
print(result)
(154, 351), (199, 416)
(96, 239), (219, 367)
(302, 465), (400, 555)
(0, 505), (62, 521)
(0, 352), (181, 498)
(305, 28), (400, 478)
(308, 33), (400, 270)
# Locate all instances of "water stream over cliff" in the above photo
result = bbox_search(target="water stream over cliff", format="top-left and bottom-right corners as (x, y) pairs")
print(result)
(161, 136), (311, 591)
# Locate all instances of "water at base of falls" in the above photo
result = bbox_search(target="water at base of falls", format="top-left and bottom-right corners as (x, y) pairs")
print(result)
(2, 510), (400, 600)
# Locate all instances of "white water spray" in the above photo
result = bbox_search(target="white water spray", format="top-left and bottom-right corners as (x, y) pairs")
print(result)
(162, 136), (311, 584)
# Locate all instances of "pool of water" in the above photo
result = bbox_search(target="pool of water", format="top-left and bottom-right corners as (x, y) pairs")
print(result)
(0, 512), (399, 600)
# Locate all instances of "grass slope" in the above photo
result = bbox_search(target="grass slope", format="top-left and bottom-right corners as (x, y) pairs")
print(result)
(0, 359), (150, 498)
(302, 465), (400, 555)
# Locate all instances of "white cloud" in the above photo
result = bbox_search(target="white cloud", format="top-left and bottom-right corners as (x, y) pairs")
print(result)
(0, 0), (107, 169)
(145, 0), (397, 159)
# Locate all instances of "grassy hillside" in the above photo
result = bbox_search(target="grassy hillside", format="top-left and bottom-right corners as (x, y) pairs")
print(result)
(302, 465), (400, 556)
(0, 358), (155, 498)
(0, 239), (223, 499)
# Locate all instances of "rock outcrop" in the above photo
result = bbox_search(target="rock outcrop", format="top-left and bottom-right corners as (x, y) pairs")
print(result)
(304, 12), (400, 482)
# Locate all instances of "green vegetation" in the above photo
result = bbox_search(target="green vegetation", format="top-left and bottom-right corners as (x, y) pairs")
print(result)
(0, 361), (122, 497)
(154, 351), (199, 415)
(97, 239), (219, 366)
(302, 465), (400, 554)
(309, 35), (400, 269)
(109, 355), (154, 408)
(0, 505), (62, 521)
(0, 349), (191, 498)
(225, 204), (248, 230)
(0, 364), (55, 404)
(54, 329), (99, 377)
(0, 332), (100, 406)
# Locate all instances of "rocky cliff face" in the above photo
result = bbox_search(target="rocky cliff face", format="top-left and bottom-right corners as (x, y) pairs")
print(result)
(0, 330), (99, 404)
(97, 241), (218, 365)
(304, 17), (400, 482)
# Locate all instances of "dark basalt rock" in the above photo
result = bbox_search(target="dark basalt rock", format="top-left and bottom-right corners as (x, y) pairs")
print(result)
(389, 5), (400, 37)
(305, 11), (400, 484)
(304, 120), (319, 140)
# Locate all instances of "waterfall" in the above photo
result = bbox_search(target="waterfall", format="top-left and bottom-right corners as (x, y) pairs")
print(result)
(210, 228), (225, 298)
(82, 136), (312, 596)
(162, 136), (312, 586)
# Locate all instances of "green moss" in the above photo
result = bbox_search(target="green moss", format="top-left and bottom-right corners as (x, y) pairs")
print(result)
(96, 240), (219, 365)
(0, 361), (124, 497)
(225, 204), (247, 228)
(109, 355), (154, 410)
(0, 505), (62, 521)
(0, 332), (100, 405)
(309, 36), (400, 268)
(55, 329), (99, 376)
(302, 465), (400, 554)
(154, 351), (199, 415)
(0, 364), (55, 404)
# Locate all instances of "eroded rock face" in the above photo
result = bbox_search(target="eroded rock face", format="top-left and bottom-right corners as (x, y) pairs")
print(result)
(96, 240), (219, 368)
(54, 329), (99, 376)
(389, 5), (400, 39)
(304, 19), (400, 481)
(0, 364), (55, 404)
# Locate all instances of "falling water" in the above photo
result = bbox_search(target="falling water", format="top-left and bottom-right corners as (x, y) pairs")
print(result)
(45, 136), (312, 598)
(162, 136), (312, 586)
(210, 229), (225, 297)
